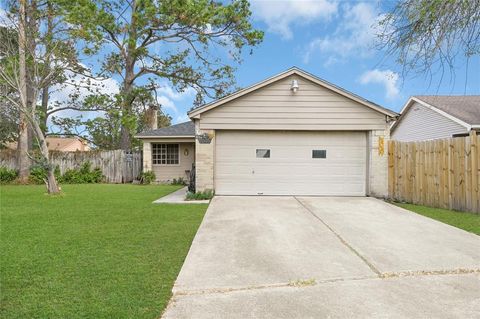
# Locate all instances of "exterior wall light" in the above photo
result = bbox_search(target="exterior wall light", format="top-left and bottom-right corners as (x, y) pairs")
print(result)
(291, 79), (299, 93)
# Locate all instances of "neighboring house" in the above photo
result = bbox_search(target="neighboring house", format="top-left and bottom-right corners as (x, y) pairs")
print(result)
(6, 136), (90, 152)
(391, 96), (480, 142)
(46, 137), (90, 151)
(136, 67), (398, 196)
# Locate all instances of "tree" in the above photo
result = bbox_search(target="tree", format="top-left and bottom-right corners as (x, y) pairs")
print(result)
(50, 91), (172, 150)
(377, 0), (480, 78)
(0, 0), (87, 193)
(0, 85), (19, 148)
(66, 0), (263, 150)
(0, 26), (19, 148)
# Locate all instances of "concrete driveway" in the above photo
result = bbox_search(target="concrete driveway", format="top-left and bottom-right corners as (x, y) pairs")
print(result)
(163, 197), (480, 318)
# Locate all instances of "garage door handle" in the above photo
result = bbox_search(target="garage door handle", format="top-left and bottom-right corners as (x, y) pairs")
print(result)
(252, 170), (255, 174)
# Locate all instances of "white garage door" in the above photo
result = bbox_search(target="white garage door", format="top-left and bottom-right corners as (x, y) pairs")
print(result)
(215, 131), (367, 196)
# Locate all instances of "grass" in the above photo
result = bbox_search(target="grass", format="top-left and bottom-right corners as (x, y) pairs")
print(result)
(0, 184), (208, 319)
(394, 203), (480, 235)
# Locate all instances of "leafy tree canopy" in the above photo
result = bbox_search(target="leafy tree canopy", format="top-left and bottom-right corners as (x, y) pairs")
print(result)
(60, 0), (263, 149)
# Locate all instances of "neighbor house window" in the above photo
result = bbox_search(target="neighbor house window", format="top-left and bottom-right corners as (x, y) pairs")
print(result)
(256, 149), (270, 158)
(152, 143), (179, 165)
(312, 150), (327, 159)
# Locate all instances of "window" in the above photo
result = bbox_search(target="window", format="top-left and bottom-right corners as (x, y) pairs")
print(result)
(152, 143), (179, 165)
(256, 149), (270, 158)
(312, 150), (327, 159)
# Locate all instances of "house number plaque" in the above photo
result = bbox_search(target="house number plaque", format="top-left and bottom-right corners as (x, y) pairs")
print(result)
(196, 133), (212, 144)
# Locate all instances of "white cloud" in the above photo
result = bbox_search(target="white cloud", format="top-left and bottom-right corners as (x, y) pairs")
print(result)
(156, 84), (195, 100)
(155, 83), (196, 124)
(175, 114), (190, 124)
(251, 0), (338, 39)
(359, 69), (399, 99)
(303, 2), (382, 63)
(156, 96), (177, 113)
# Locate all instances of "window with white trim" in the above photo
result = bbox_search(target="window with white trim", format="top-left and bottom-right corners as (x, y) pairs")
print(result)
(152, 143), (179, 165)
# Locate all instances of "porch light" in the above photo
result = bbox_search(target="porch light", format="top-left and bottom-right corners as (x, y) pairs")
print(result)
(290, 79), (299, 93)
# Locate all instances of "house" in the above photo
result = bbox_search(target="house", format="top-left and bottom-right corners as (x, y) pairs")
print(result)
(6, 136), (90, 152)
(391, 96), (480, 142)
(46, 137), (90, 152)
(136, 67), (398, 196)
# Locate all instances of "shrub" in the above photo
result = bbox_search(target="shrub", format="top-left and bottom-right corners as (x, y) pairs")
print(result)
(140, 171), (156, 184)
(59, 162), (103, 184)
(186, 189), (214, 201)
(29, 165), (62, 184)
(0, 167), (18, 183)
(171, 177), (186, 186)
(29, 166), (49, 184)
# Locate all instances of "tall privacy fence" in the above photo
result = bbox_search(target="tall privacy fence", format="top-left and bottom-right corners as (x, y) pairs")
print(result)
(388, 131), (479, 213)
(0, 149), (142, 183)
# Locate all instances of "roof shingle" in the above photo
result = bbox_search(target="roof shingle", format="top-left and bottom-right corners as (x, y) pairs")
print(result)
(136, 121), (195, 137)
(414, 95), (480, 125)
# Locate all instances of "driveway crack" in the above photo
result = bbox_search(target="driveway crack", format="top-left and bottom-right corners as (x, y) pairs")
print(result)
(294, 196), (382, 277)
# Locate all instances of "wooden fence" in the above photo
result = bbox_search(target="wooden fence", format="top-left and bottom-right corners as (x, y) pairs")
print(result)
(0, 149), (142, 183)
(388, 131), (479, 213)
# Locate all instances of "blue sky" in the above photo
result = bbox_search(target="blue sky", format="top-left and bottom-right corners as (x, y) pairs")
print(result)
(160, 0), (480, 123)
(2, 1), (479, 125)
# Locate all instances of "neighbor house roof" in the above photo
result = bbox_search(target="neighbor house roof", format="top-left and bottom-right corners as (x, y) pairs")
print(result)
(391, 95), (480, 132)
(414, 95), (480, 125)
(188, 67), (398, 118)
(5, 137), (89, 151)
(135, 121), (195, 138)
(46, 137), (89, 151)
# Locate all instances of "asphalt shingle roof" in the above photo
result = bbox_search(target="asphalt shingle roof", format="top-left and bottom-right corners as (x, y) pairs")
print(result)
(136, 121), (195, 137)
(415, 95), (480, 125)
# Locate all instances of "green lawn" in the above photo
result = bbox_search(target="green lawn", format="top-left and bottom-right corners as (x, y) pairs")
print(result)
(395, 203), (480, 235)
(0, 184), (208, 319)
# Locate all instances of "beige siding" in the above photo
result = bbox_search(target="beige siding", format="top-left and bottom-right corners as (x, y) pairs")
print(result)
(200, 75), (387, 131)
(391, 101), (467, 142)
(215, 130), (367, 196)
(152, 142), (195, 182)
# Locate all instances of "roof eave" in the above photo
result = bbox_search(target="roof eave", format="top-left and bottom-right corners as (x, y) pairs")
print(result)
(188, 67), (398, 119)
(134, 135), (195, 139)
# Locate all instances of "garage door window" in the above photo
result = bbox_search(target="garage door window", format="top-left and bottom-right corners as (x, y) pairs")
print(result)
(256, 149), (270, 158)
(312, 150), (327, 159)
(152, 143), (179, 165)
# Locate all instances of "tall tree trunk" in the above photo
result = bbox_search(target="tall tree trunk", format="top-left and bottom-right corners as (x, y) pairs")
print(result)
(17, 0), (29, 183)
(119, 79), (132, 150)
(119, 59), (135, 150)
(40, 0), (53, 134)
(119, 0), (137, 151)
(26, 0), (37, 151)
(32, 118), (60, 194)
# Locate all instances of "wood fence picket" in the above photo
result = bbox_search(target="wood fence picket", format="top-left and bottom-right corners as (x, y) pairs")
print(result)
(388, 131), (479, 213)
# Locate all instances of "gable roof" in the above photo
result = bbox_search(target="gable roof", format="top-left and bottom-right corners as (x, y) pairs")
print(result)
(414, 96), (480, 125)
(188, 67), (398, 118)
(391, 96), (480, 132)
(135, 121), (195, 138)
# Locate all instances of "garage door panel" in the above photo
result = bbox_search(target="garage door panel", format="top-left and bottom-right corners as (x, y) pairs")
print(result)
(215, 131), (366, 196)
